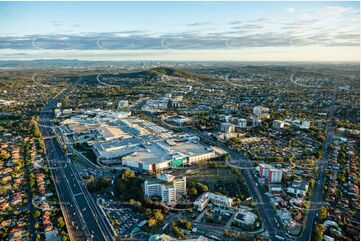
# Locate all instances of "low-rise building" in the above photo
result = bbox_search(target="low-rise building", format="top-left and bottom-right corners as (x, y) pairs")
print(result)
(118, 100), (129, 110)
(237, 118), (247, 128)
(287, 180), (309, 197)
(220, 122), (236, 133)
(273, 120), (285, 129)
(194, 192), (233, 211)
(233, 209), (257, 227)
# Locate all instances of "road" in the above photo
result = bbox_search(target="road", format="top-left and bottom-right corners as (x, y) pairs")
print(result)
(178, 127), (288, 240)
(299, 87), (337, 240)
(23, 145), (36, 241)
(39, 78), (114, 241)
(175, 85), (338, 240)
(224, 145), (288, 240)
(181, 87), (337, 240)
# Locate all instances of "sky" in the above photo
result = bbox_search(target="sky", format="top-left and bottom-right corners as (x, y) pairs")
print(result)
(0, 1), (359, 61)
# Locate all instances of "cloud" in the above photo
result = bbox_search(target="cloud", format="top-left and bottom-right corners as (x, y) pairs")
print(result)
(230, 20), (242, 25)
(273, 7), (295, 14)
(51, 21), (62, 26)
(308, 6), (359, 17)
(187, 21), (213, 27)
(0, 26), (358, 52)
(0, 5), (358, 52)
(231, 24), (264, 30)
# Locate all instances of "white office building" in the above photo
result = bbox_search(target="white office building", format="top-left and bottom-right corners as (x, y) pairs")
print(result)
(253, 106), (270, 118)
(194, 192), (233, 211)
(287, 180), (309, 197)
(144, 175), (186, 204)
(118, 100), (129, 110)
(238, 118), (248, 128)
(220, 122), (236, 133)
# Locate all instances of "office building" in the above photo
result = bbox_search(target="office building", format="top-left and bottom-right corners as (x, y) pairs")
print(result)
(144, 175), (186, 204)
(220, 122), (236, 133)
(194, 192), (233, 211)
(118, 100), (129, 110)
(238, 118), (247, 128)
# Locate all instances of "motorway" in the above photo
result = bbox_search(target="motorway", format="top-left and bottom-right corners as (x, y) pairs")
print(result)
(39, 78), (114, 241)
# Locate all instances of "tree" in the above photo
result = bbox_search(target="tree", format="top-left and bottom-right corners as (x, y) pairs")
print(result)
(313, 224), (326, 241)
(116, 171), (143, 201)
(275, 155), (285, 163)
(57, 217), (65, 228)
(33, 210), (41, 218)
(319, 206), (328, 220)
(122, 168), (135, 178)
(0, 153), (11, 160)
(188, 187), (197, 196)
(195, 182), (208, 193)
(172, 223), (184, 239)
(317, 135), (325, 143)
(223, 229), (232, 238)
(309, 178), (316, 188)
(153, 209), (164, 222)
(144, 208), (152, 218)
(148, 218), (157, 227)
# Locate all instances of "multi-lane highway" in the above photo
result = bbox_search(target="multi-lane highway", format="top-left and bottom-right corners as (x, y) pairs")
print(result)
(39, 78), (114, 241)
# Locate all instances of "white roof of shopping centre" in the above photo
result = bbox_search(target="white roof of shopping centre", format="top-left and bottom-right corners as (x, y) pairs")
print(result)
(64, 112), (217, 164)
(97, 125), (132, 140)
(122, 142), (173, 165)
(92, 137), (143, 159)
